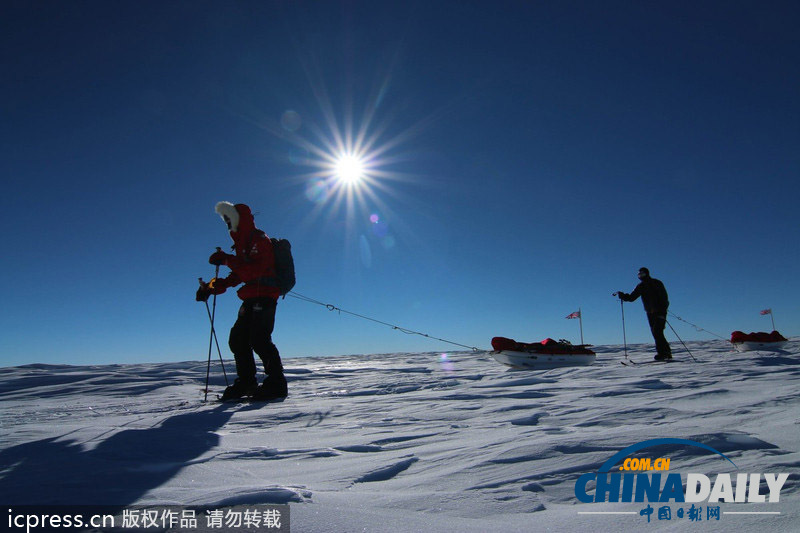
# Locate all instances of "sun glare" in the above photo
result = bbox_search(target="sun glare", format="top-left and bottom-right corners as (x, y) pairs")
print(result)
(335, 154), (365, 185)
(273, 60), (431, 246)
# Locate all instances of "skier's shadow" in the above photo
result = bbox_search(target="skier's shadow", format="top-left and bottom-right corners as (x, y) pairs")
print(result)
(0, 404), (236, 507)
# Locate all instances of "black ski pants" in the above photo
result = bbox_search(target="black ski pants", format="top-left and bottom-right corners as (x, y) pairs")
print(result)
(229, 298), (283, 384)
(647, 312), (671, 357)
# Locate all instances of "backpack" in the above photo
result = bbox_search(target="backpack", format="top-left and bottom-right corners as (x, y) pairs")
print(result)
(271, 238), (296, 297)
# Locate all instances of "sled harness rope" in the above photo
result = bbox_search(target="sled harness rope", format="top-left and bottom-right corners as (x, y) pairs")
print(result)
(288, 291), (481, 352)
(668, 311), (727, 341)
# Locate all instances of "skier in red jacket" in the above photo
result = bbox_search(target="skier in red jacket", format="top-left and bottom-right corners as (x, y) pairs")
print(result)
(197, 202), (288, 401)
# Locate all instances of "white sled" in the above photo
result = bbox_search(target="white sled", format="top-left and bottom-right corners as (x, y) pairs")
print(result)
(491, 350), (597, 370)
(731, 340), (788, 353)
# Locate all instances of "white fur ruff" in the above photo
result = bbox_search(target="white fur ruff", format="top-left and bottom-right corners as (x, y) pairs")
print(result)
(215, 201), (240, 232)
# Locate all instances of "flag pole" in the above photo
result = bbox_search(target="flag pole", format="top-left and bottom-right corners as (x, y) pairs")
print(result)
(578, 307), (584, 345)
(762, 308), (776, 330)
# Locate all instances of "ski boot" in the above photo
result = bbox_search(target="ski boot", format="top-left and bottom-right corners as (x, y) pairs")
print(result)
(220, 378), (258, 401)
(252, 372), (288, 401)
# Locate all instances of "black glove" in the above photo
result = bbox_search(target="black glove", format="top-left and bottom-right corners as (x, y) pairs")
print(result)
(196, 280), (211, 302)
(196, 277), (227, 301)
(208, 250), (230, 266)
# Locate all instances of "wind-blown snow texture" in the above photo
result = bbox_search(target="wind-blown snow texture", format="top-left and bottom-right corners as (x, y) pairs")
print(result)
(1, 340), (799, 532)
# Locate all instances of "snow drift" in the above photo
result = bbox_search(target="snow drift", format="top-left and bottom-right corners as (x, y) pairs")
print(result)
(1, 340), (799, 532)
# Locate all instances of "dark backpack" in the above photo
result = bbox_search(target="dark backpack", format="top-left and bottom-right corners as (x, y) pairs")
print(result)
(271, 238), (296, 297)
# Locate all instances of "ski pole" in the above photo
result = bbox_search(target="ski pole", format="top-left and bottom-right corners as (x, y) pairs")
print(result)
(202, 271), (216, 402)
(667, 320), (698, 362)
(202, 292), (229, 386)
(202, 250), (229, 401)
(209, 250), (230, 388)
(613, 293), (628, 361)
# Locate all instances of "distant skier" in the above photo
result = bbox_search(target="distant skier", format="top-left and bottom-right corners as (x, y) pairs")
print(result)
(196, 202), (288, 401)
(616, 267), (672, 360)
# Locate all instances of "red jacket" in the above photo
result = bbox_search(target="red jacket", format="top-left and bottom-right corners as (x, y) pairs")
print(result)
(213, 204), (280, 301)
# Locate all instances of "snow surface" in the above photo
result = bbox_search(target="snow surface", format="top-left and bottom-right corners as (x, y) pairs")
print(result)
(1, 340), (799, 532)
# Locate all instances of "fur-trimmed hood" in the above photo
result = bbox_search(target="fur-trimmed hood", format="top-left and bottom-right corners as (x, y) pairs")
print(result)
(215, 201), (239, 232)
(215, 201), (255, 236)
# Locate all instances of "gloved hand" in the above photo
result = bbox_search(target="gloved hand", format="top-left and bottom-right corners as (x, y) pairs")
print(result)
(196, 278), (226, 301)
(208, 250), (231, 266)
(196, 282), (212, 302)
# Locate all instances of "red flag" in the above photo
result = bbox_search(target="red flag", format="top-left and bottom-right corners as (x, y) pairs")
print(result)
(760, 309), (772, 315)
(566, 311), (581, 319)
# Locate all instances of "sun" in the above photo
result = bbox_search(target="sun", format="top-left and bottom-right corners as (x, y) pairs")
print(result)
(334, 154), (365, 186)
(271, 60), (432, 238)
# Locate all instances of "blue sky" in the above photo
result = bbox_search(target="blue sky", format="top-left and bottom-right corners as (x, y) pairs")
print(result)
(2, 1), (798, 367)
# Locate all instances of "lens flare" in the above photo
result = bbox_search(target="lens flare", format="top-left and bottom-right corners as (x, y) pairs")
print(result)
(440, 353), (455, 372)
(281, 110), (302, 132)
(304, 178), (330, 204)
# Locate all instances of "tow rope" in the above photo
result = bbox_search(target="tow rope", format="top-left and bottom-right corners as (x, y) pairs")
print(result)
(287, 291), (481, 352)
(668, 311), (727, 341)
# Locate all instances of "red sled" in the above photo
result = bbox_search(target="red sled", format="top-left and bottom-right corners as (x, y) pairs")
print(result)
(491, 336), (596, 369)
(730, 330), (788, 352)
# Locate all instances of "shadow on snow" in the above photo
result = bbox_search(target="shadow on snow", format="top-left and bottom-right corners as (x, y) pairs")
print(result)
(0, 404), (238, 508)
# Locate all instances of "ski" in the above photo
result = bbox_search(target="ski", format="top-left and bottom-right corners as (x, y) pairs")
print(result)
(215, 394), (286, 405)
(216, 395), (244, 403)
(621, 359), (675, 366)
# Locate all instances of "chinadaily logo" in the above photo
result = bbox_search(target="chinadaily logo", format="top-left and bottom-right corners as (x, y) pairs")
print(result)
(574, 438), (790, 523)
